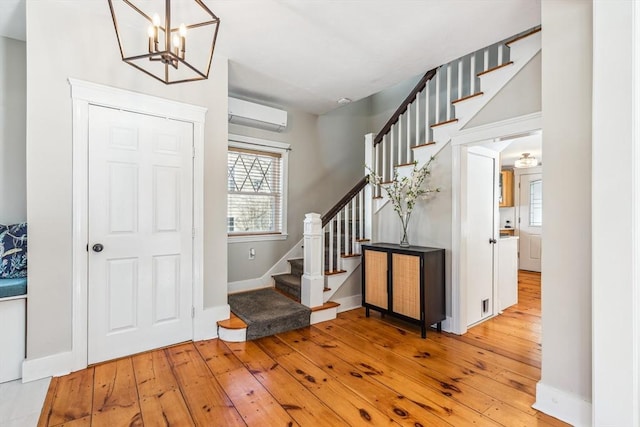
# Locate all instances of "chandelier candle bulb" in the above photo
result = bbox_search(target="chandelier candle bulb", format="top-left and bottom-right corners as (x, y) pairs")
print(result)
(180, 23), (187, 58)
(147, 26), (154, 52)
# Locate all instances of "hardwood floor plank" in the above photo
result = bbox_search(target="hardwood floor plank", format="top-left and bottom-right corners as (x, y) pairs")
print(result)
(166, 344), (246, 427)
(257, 337), (402, 426)
(37, 376), (58, 427)
(38, 270), (568, 427)
(276, 328), (455, 426)
(47, 367), (94, 426)
(301, 325), (503, 425)
(197, 339), (297, 426)
(226, 340), (348, 426)
(91, 358), (143, 427)
(132, 350), (193, 427)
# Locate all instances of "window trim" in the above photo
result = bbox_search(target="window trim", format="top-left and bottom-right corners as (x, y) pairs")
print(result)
(227, 134), (290, 243)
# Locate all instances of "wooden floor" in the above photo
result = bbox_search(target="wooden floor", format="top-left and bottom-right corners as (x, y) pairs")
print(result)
(38, 270), (567, 426)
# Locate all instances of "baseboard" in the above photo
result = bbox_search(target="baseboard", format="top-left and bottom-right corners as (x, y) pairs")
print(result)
(533, 381), (592, 427)
(22, 351), (73, 383)
(334, 294), (362, 313)
(228, 277), (273, 294)
(193, 304), (230, 341)
(440, 316), (454, 333)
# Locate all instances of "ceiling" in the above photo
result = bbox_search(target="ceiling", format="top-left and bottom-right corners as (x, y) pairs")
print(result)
(500, 133), (542, 168)
(0, 0), (541, 114)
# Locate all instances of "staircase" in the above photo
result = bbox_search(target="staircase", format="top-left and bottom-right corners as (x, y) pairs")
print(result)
(218, 26), (542, 342)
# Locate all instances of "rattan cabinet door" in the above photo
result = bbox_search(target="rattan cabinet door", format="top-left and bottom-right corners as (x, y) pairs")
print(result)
(364, 249), (388, 309)
(391, 253), (420, 319)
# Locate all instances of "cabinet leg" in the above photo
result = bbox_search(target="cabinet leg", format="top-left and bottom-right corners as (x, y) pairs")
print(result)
(421, 325), (426, 339)
(365, 307), (370, 317)
(437, 322), (442, 333)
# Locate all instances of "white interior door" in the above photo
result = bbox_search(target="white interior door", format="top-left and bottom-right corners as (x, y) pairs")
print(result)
(466, 148), (498, 326)
(518, 173), (542, 272)
(87, 105), (194, 364)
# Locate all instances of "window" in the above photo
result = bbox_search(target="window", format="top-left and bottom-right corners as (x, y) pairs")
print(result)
(227, 134), (289, 242)
(529, 179), (542, 226)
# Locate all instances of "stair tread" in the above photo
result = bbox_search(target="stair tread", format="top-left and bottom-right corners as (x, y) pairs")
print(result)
(431, 118), (459, 128)
(505, 27), (541, 46)
(477, 61), (514, 77)
(452, 91), (484, 104)
(311, 301), (340, 312)
(217, 313), (247, 330)
(341, 253), (361, 258)
(411, 141), (436, 150)
(273, 273), (301, 288)
(324, 269), (347, 276)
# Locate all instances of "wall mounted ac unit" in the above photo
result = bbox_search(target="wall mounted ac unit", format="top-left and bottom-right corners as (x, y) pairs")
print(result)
(228, 97), (288, 132)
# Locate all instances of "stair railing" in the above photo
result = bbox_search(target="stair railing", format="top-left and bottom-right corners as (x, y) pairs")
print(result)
(370, 35), (521, 195)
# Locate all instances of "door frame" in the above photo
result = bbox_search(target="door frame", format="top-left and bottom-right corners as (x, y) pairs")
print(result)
(69, 79), (206, 372)
(450, 112), (541, 335)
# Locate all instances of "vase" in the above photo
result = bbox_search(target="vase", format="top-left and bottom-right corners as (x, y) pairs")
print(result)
(399, 212), (411, 247)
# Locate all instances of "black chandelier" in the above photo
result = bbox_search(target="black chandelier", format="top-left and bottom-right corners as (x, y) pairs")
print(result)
(107, 0), (220, 84)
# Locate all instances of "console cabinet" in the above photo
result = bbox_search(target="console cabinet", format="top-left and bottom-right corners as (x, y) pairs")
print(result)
(362, 243), (445, 338)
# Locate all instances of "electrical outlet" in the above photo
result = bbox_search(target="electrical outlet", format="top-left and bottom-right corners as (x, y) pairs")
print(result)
(249, 248), (255, 260)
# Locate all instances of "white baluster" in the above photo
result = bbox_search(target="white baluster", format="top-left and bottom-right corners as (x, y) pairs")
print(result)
(484, 48), (489, 71)
(498, 44), (504, 65)
(359, 189), (364, 240)
(382, 135), (387, 183)
(415, 94), (420, 149)
(458, 58), (463, 100)
(375, 141), (381, 197)
(328, 220), (334, 272)
(390, 125), (395, 177)
(398, 116), (403, 165)
(336, 211), (342, 271)
(446, 63), (452, 120)
(470, 54), (476, 94)
(435, 69), (440, 124)
(406, 103), (411, 161)
(351, 199), (356, 254)
(425, 81), (430, 141)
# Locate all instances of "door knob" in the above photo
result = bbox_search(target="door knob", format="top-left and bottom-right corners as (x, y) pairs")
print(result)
(489, 238), (497, 244)
(92, 243), (104, 252)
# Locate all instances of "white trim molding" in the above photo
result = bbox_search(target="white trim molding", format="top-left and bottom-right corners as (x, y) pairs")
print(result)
(334, 294), (362, 313)
(533, 382), (592, 427)
(450, 112), (541, 335)
(67, 78), (207, 376)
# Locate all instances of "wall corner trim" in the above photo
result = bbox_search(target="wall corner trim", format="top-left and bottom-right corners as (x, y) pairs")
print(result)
(22, 351), (73, 383)
(533, 381), (592, 427)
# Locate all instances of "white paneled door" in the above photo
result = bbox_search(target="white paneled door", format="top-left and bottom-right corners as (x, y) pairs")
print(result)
(87, 105), (194, 364)
(518, 173), (542, 272)
(466, 148), (498, 326)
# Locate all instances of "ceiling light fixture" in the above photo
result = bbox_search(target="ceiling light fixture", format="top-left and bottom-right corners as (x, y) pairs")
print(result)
(514, 153), (539, 168)
(107, 0), (220, 84)
(337, 98), (352, 105)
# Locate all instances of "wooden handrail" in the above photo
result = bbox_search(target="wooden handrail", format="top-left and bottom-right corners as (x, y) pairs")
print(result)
(373, 67), (438, 146)
(321, 177), (368, 227)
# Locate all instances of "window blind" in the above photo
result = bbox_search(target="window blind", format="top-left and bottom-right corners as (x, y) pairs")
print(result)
(227, 147), (283, 235)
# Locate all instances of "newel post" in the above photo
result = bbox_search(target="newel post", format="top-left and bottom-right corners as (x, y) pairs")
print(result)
(301, 213), (323, 308)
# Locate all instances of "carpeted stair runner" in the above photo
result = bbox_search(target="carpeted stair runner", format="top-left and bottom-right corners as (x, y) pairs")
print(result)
(228, 288), (310, 340)
(273, 258), (303, 300)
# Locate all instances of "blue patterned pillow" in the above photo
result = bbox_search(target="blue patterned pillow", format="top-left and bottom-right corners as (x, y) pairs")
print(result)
(0, 223), (27, 279)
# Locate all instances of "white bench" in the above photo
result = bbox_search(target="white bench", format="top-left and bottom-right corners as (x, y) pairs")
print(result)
(0, 278), (27, 383)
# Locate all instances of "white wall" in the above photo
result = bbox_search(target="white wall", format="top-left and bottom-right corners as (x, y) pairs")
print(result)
(374, 143), (453, 315)
(0, 36), (26, 223)
(592, 0), (640, 424)
(534, 1), (593, 424)
(465, 51), (541, 128)
(26, 2), (229, 360)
